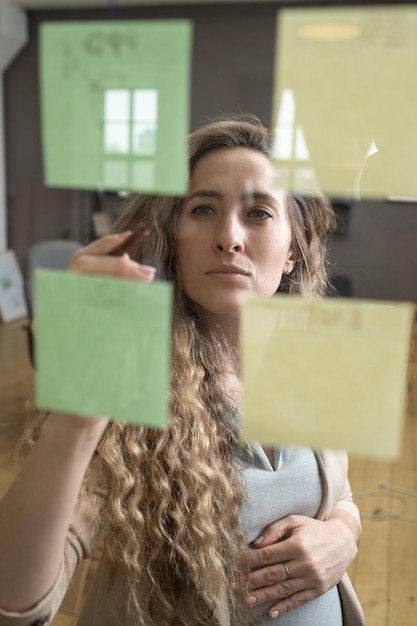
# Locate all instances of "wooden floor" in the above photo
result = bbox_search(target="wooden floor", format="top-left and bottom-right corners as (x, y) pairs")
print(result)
(1, 317), (416, 625)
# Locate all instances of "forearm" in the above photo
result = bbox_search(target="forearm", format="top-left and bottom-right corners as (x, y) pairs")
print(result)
(0, 414), (104, 611)
(328, 509), (361, 548)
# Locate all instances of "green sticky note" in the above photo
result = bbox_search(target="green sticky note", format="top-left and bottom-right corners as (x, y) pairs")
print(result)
(242, 295), (414, 460)
(40, 20), (192, 194)
(271, 6), (417, 198)
(35, 269), (172, 426)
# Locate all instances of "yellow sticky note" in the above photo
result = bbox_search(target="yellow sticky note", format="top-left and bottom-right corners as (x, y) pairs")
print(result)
(272, 6), (417, 199)
(242, 295), (414, 459)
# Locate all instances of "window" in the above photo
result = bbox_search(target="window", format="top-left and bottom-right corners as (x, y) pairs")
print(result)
(271, 88), (319, 192)
(103, 88), (158, 190)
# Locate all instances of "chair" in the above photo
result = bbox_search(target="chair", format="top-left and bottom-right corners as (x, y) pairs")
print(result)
(23, 240), (82, 366)
(25, 239), (82, 315)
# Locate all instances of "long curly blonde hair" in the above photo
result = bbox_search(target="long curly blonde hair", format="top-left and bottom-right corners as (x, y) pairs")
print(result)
(20, 115), (335, 625)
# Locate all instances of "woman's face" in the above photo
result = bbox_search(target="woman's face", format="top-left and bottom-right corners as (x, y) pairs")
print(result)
(176, 147), (295, 325)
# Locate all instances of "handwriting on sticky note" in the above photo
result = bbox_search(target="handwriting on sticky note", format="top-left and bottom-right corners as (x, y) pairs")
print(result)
(35, 269), (172, 427)
(242, 295), (414, 459)
(40, 20), (192, 194)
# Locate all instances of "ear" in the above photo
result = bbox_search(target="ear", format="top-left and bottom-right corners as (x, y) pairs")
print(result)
(283, 245), (297, 275)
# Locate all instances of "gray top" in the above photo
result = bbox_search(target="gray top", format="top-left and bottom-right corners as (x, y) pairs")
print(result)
(238, 444), (343, 625)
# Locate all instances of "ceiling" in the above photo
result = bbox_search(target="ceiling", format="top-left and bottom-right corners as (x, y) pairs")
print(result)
(9, 0), (302, 9)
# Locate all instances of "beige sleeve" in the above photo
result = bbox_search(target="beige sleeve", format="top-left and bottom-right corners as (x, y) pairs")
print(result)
(333, 475), (362, 529)
(0, 498), (98, 626)
(316, 449), (362, 531)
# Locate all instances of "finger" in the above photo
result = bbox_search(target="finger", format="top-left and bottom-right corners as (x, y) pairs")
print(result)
(249, 561), (297, 591)
(69, 232), (133, 264)
(247, 543), (295, 571)
(267, 588), (318, 620)
(253, 515), (299, 547)
(246, 577), (305, 609)
(68, 253), (156, 281)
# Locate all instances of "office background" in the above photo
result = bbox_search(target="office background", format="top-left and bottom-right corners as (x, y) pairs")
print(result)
(1, 3), (417, 625)
(3, 0), (417, 303)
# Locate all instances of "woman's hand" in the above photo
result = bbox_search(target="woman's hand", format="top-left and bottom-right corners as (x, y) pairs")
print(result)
(246, 513), (359, 619)
(0, 232), (159, 611)
(67, 231), (156, 282)
(44, 232), (157, 435)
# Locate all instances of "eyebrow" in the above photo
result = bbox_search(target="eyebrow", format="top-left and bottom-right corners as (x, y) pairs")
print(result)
(242, 191), (280, 205)
(186, 190), (223, 201)
(185, 190), (281, 206)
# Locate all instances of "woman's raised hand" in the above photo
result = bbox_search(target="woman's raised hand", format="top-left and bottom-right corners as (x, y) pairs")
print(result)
(67, 231), (156, 282)
(0, 231), (160, 611)
(45, 232), (155, 435)
(48, 231), (157, 434)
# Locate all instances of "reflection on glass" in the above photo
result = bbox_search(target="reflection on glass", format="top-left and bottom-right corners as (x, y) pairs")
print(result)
(104, 89), (130, 121)
(132, 89), (158, 155)
(104, 160), (129, 188)
(272, 6), (417, 198)
(133, 89), (158, 121)
(104, 90), (130, 154)
(293, 167), (317, 190)
(272, 89), (294, 159)
(272, 88), (318, 192)
(104, 124), (129, 154)
(131, 161), (155, 191)
(103, 88), (159, 189)
(132, 124), (156, 155)
(294, 127), (310, 161)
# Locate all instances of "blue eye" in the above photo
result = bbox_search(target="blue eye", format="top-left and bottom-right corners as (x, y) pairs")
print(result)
(192, 205), (215, 215)
(249, 208), (273, 219)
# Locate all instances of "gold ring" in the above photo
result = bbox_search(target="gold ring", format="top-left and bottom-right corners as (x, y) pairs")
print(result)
(282, 561), (292, 580)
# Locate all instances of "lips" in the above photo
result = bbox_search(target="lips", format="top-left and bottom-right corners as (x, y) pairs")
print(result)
(206, 265), (250, 276)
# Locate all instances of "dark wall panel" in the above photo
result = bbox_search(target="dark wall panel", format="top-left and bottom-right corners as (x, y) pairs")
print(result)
(4, 2), (417, 302)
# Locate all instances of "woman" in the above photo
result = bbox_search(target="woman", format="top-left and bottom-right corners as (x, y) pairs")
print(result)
(0, 115), (365, 625)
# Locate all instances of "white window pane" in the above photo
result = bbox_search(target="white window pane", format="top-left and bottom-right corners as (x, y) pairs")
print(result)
(293, 167), (320, 193)
(294, 126), (310, 161)
(133, 89), (158, 122)
(104, 89), (130, 122)
(365, 138), (379, 158)
(104, 123), (129, 154)
(103, 159), (129, 188)
(271, 127), (294, 160)
(132, 123), (156, 155)
(276, 89), (295, 125)
(272, 166), (291, 189)
(131, 160), (155, 191)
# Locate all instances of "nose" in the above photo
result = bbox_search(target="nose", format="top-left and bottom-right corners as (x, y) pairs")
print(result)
(214, 214), (245, 254)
